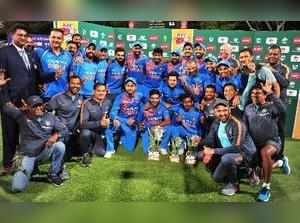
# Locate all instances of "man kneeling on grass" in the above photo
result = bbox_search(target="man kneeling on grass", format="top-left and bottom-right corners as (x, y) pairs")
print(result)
(244, 83), (286, 202)
(2, 96), (68, 192)
(138, 89), (172, 155)
(199, 99), (257, 196)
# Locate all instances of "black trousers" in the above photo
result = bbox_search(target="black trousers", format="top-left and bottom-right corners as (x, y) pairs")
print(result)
(79, 129), (106, 156)
(1, 111), (19, 168)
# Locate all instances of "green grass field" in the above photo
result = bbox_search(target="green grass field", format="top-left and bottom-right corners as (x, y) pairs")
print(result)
(0, 139), (299, 202)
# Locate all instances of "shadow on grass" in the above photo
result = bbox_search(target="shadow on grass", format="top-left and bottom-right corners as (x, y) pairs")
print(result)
(182, 164), (217, 194)
(120, 170), (135, 179)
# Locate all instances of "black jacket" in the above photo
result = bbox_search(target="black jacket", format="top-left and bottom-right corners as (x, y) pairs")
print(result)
(0, 45), (39, 104)
(200, 116), (257, 162)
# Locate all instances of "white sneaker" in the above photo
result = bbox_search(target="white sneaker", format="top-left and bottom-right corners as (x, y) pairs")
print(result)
(160, 149), (168, 155)
(104, 151), (115, 159)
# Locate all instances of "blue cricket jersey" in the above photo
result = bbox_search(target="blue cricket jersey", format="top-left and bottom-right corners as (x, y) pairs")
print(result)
(96, 59), (109, 84)
(126, 54), (148, 84)
(144, 60), (168, 89)
(74, 58), (98, 97)
(35, 47), (73, 98)
(167, 62), (184, 76)
(110, 92), (145, 120)
(177, 106), (203, 136)
(184, 73), (204, 102)
(216, 75), (241, 95)
(139, 103), (170, 128)
(201, 70), (217, 88)
(160, 82), (185, 106)
(106, 60), (127, 95)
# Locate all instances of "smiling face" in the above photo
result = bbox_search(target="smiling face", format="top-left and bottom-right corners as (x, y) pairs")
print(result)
(152, 52), (162, 64)
(171, 54), (180, 64)
(255, 88), (267, 105)
(194, 47), (205, 59)
(115, 50), (125, 63)
(204, 87), (216, 101)
(67, 43), (78, 56)
(239, 51), (253, 67)
(187, 61), (198, 74)
(149, 93), (160, 107)
(12, 28), (28, 48)
(205, 61), (216, 72)
(183, 45), (193, 58)
(25, 36), (34, 51)
(124, 81), (136, 95)
(167, 75), (178, 88)
(69, 77), (81, 95)
(267, 48), (281, 65)
(86, 46), (96, 59)
(183, 97), (193, 110)
(49, 30), (63, 49)
(94, 85), (107, 101)
(30, 104), (44, 117)
(72, 35), (81, 47)
(217, 65), (231, 78)
(214, 104), (230, 122)
(224, 85), (237, 101)
(132, 46), (142, 57)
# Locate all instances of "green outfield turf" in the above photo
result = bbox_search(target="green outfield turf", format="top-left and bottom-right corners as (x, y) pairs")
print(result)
(0, 139), (299, 202)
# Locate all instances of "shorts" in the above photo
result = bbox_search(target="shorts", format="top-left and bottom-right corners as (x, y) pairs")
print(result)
(256, 137), (282, 154)
(265, 137), (282, 154)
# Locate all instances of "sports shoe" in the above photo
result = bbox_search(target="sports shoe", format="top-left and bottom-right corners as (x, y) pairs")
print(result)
(48, 174), (64, 186)
(159, 148), (168, 155)
(257, 187), (271, 202)
(281, 156), (291, 176)
(221, 183), (239, 196)
(81, 153), (92, 167)
(104, 151), (115, 159)
(59, 165), (70, 180)
(31, 165), (41, 178)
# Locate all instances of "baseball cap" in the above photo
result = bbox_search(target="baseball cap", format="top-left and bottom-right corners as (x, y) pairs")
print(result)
(27, 95), (43, 107)
(213, 98), (229, 108)
(124, 77), (137, 85)
(132, 42), (143, 49)
(204, 55), (218, 63)
(217, 60), (231, 68)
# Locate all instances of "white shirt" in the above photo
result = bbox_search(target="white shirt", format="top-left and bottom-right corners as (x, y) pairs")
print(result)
(13, 43), (31, 70)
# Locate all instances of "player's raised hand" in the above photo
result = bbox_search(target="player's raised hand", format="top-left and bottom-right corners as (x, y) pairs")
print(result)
(113, 119), (121, 128)
(127, 117), (135, 126)
(192, 84), (202, 96)
(261, 81), (273, 95)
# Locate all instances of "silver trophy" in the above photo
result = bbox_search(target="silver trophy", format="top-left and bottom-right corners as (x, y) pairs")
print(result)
(185, 135), (199, 165)
(148, 126), (164, 161)
(169, 137), (182, 163)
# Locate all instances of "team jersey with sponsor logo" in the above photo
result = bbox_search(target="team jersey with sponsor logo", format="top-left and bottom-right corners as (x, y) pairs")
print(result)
(35, 47), (73, 98)
(96, 59), (109, 84)
(110, 92), (145, 120)
(144, 60), (168, 89)
(106, 60), (127, 95)
(139, 103), (170, 128)
(177, 106), (203, 136)
(126, 54), (148, 84)
(74, 58), (98, 97)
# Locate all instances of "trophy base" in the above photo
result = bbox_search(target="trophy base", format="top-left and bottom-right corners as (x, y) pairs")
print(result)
(185, 155), (196, 165)
(148, 151), (160, 161)
(169, 154), (180, 163)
